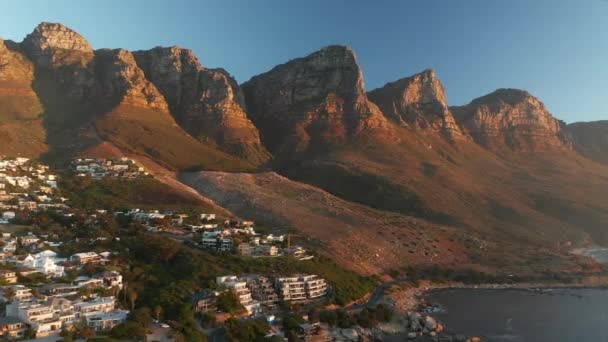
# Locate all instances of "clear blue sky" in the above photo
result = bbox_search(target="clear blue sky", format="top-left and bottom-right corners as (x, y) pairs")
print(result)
(1, 0), (607, 122)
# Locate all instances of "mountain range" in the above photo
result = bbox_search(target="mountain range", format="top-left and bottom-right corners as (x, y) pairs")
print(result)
(2, 22), (608, 275)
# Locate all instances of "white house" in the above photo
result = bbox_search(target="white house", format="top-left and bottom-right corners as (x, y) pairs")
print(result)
(22, 251), (65, 278)
(2, 212), (15, 220)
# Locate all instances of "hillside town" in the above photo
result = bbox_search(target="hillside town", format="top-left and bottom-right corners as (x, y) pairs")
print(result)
(0, 156), (360, 341)
(0, 157), (66, 218)
(0, 155), (464, 342)
(70, 158), (149, 179)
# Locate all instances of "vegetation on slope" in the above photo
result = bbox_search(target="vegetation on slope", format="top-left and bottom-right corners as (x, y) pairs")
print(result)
(95, 105), (256, 172)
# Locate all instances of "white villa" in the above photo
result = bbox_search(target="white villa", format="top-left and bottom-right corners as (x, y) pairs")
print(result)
(21, 250), (66, 278)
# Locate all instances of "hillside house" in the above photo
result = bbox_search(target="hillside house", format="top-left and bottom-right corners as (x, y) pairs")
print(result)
(69, 252), (102, 265)
(274, 275), (327, 302)
(21, 250), (65, 277)
(192, 292), (217, 313)
(216, 276), (260, 315)
(0, 317), (26, 340)
(0, 270), (17, 284)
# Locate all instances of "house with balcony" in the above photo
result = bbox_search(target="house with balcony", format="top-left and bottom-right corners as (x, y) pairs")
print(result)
(0, 270), (17, 284)
(0, 316), (26, 340)
(274, 275), (327, 302)
(216, 276), (260, 315)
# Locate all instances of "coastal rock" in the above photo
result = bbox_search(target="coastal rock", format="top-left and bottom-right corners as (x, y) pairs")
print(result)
(452, 89), (572, 151)
(368, 69), (465, 141)
(407, 332), (418, 339)
(424, 315), (438, 331)
(567, 121), (608, 165)
(134, 46), (270, 164)
(242, 45), (394, 159)
(408, 312), (423, 332)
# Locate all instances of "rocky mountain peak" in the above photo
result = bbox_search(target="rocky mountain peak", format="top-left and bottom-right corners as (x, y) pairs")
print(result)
(567, 121), (608, 165)
(452, 88), (571, 151)
(133, 46), (270, 164)
(368, 69), (465, 140)
(94, 48), (168, 110)
(242, 45), (392, 157)
(23, 22), (93, 68)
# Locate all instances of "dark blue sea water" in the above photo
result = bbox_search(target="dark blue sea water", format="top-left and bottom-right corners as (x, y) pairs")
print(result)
(421, 288), (608, 342)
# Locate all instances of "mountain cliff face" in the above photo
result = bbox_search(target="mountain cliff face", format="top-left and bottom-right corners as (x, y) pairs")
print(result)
(3, 22), (608, 276)
(0, 38), (46, 156)
(22, 22), (93, 68)
(22, 22), (96, 106)
(2, 22), (254, 171)
(568, 121), (608, 165)
(452, 89), (572, 151)
(133, 47), (270, 164)
(93, 48), (168, 110)
(368, 69), (465, 141)
(242, 45), (393, 158)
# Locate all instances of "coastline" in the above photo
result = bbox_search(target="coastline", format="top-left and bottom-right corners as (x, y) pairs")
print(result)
(375, 278), (608, 341)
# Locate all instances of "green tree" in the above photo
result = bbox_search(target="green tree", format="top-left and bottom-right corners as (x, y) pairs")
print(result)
(216, 291), (243, 315)
(224, 318), (269, 342)
(128, 289), (138, 310)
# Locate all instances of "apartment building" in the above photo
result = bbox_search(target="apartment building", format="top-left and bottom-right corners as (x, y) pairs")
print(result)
(216, 276), (259, 315)
(0, 270), (17, 284)
(274, 275), (327, 302)
(245, 275), (279, 305)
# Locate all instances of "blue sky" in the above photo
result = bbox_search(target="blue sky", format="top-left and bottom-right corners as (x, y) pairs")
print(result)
(1, 0), (607, 122)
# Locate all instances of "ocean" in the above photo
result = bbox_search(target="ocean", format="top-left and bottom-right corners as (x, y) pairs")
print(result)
(418, 288), (608, 342)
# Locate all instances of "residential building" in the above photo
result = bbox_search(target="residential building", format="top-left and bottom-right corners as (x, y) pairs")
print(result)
(85, 309), (129, 331)
(238, 243), (253, 256)
(192, 292), (217, 313)
(19, 235), (39, 246)
(216, 276), (259, 315)
(0, 270), (17, 284)
(245, 276), (279, 305)
(0, 316), (26, 340)
(21, 250), (65, 277)
(202, 237), (233, 252)
(94, 271), (123, 290)
(69, 252), (102, 265)
(200, 213), (216, 221)
(274, 275), (327, 302)
(1, 285), (33, 303)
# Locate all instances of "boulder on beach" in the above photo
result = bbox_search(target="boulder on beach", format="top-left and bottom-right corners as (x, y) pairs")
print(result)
(407, 332), (418, 339)
(424, 316), (438, 331)
(341, 328), (359, 341)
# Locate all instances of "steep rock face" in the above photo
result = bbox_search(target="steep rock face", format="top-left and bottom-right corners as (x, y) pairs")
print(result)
(22, 22), (95, 104)
(452, 89), (571, 151)
(133, 46), (270, 164)
(22, 22), (93, 68)
(368, 69), (465, 141)
(567, 121), (608, 165)
(242, 45), (393, 158)
(94, 48), (168, 110)
(0, 38), (47, 156)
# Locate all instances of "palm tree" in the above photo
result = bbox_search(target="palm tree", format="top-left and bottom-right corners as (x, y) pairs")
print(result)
(128, 289), (138, 311)
(155, 305), (162, 322)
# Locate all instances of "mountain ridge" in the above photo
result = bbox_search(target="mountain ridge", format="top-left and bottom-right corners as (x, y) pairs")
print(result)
(2, 22), (608, 275)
